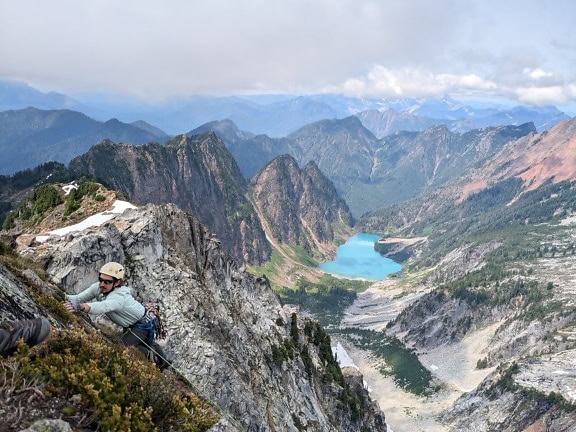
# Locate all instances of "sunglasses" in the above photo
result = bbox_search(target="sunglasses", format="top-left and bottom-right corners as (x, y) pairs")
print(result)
(98, 277), (115, 285)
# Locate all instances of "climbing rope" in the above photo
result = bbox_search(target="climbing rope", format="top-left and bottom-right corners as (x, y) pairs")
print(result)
(122, 327), (248, 432)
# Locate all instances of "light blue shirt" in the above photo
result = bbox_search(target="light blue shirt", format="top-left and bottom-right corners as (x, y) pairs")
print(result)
(67, 283), (145, 328)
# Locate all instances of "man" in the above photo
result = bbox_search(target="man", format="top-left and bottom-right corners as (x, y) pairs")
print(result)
(64, 262), (169, 370)
(0, 317), (52, 357)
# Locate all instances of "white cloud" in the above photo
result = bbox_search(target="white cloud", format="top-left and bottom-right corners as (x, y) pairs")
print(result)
(331, 64), (576, 109)
(0, 0), (575, 110)
(523, 68), (554, 80)
(515, 86), (568, 106)
(334, 66), (498, 99)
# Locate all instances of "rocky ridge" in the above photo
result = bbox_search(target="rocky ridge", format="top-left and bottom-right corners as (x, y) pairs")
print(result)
(6, 202), (386, 431)
(68, 133), (271, 265)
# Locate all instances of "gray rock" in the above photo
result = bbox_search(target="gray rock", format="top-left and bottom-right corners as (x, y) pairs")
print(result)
(20, 419), (73, 432)
(23, 203), (386, 432)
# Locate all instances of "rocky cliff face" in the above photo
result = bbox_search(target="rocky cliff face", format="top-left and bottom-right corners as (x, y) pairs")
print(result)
(68, 133), (270, 265)
(250, 155), (353, 260)
(443, 353), (576, 431)
(21, 203), (386, 431)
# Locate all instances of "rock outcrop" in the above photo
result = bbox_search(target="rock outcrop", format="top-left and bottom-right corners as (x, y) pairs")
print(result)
(20, 203), (386, 431)
(250, 155), (353, 260)
(443, 352), (576, 431)
(68, 133), (271, 265)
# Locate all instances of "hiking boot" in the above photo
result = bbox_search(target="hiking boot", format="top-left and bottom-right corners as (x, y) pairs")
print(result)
(1, 317), (52, 357)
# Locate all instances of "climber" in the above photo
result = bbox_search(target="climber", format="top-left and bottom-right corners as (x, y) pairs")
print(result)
(63, 262), (169, 370)
(0, 317), (52, 357)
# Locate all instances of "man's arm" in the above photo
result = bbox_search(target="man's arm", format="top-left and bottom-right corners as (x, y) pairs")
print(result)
(75, 290), (126, 315)
(65, 283), (100, 313)
(67, 283), (100, 303)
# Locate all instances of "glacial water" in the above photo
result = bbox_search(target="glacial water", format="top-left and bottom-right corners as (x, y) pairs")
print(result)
(319, 233), (402, 280)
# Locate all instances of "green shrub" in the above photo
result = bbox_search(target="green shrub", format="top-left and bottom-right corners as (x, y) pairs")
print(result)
(63, 182), (101, 217)
(2, 184), (63, 229)
(1, 326), (219, 431)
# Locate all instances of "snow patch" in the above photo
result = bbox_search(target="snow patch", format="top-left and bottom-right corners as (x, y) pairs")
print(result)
(36, 200), (136, 242)
(61, 182), (78, 196)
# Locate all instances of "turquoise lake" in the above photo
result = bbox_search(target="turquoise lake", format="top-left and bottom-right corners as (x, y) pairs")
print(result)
(319, 233), (402, 280)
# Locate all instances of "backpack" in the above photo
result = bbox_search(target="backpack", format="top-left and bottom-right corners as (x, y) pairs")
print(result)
(141, 301), (168, 340)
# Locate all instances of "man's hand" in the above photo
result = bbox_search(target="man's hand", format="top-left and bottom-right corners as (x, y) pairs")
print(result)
(64, 298), (79, 312)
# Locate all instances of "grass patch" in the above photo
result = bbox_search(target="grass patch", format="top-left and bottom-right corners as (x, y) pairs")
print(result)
(248, 249), (288, 286)
(282, 244), (318, 267)
(275, 275), (370, 327)
(337, 328), (437, 396)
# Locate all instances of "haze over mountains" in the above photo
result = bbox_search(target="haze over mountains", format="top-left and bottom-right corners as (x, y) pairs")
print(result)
(1, 78), (569, 136)
(0, 107), (169, 174)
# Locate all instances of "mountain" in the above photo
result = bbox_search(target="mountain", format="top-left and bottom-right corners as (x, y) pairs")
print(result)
(286, 117), (535, 216)
(0, 107), (170, 175)
(130, 119), (171, 137)
(357, 105), (569, 139)
(192, 117), (536, 217)
(67, 133), (270, 265)
(361, 117), (576, 232)
(0, 79), (82, 111)
(190, 118), (256, 144)
(250, 155), (353, 260)
(0, 196), (387, 431)
(460, 116), (576, 198)
(356, 108), (463, 138)
(468, 105), (569, 132)
(2, 130), (353, 272)
(360, 118), (576, 242)
(352, 117), (576, 430)
(190, 120), (293, 180)
(2, 79), (569, 137)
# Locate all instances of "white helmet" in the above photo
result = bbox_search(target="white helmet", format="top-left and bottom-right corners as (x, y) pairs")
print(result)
(99, 262), (125, 280)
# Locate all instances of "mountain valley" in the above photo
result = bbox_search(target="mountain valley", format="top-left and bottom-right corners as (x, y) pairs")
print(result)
(2, 81), (576, 431)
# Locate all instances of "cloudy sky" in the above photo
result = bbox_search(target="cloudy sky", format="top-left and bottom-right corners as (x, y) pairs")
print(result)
(1, 0), (575, 111)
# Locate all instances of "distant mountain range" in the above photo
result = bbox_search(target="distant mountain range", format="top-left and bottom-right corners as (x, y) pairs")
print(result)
(193, 118), (537, 217)
(0, 107), (170, 175)
(0, 78), (570, 136)
(1, 78), (574, 219)
(0, 101), (552, 219)
(359, 115), (576, 238)
(357, 105), (567, 138)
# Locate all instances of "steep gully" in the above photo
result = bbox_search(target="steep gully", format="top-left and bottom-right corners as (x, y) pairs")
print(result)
(246, 194), (324, 285)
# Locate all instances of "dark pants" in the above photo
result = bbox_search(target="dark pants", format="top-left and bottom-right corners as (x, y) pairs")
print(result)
(121, 325), (169, 370)
(0, 327), (18, 356)
(1, 318), (51, 357)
